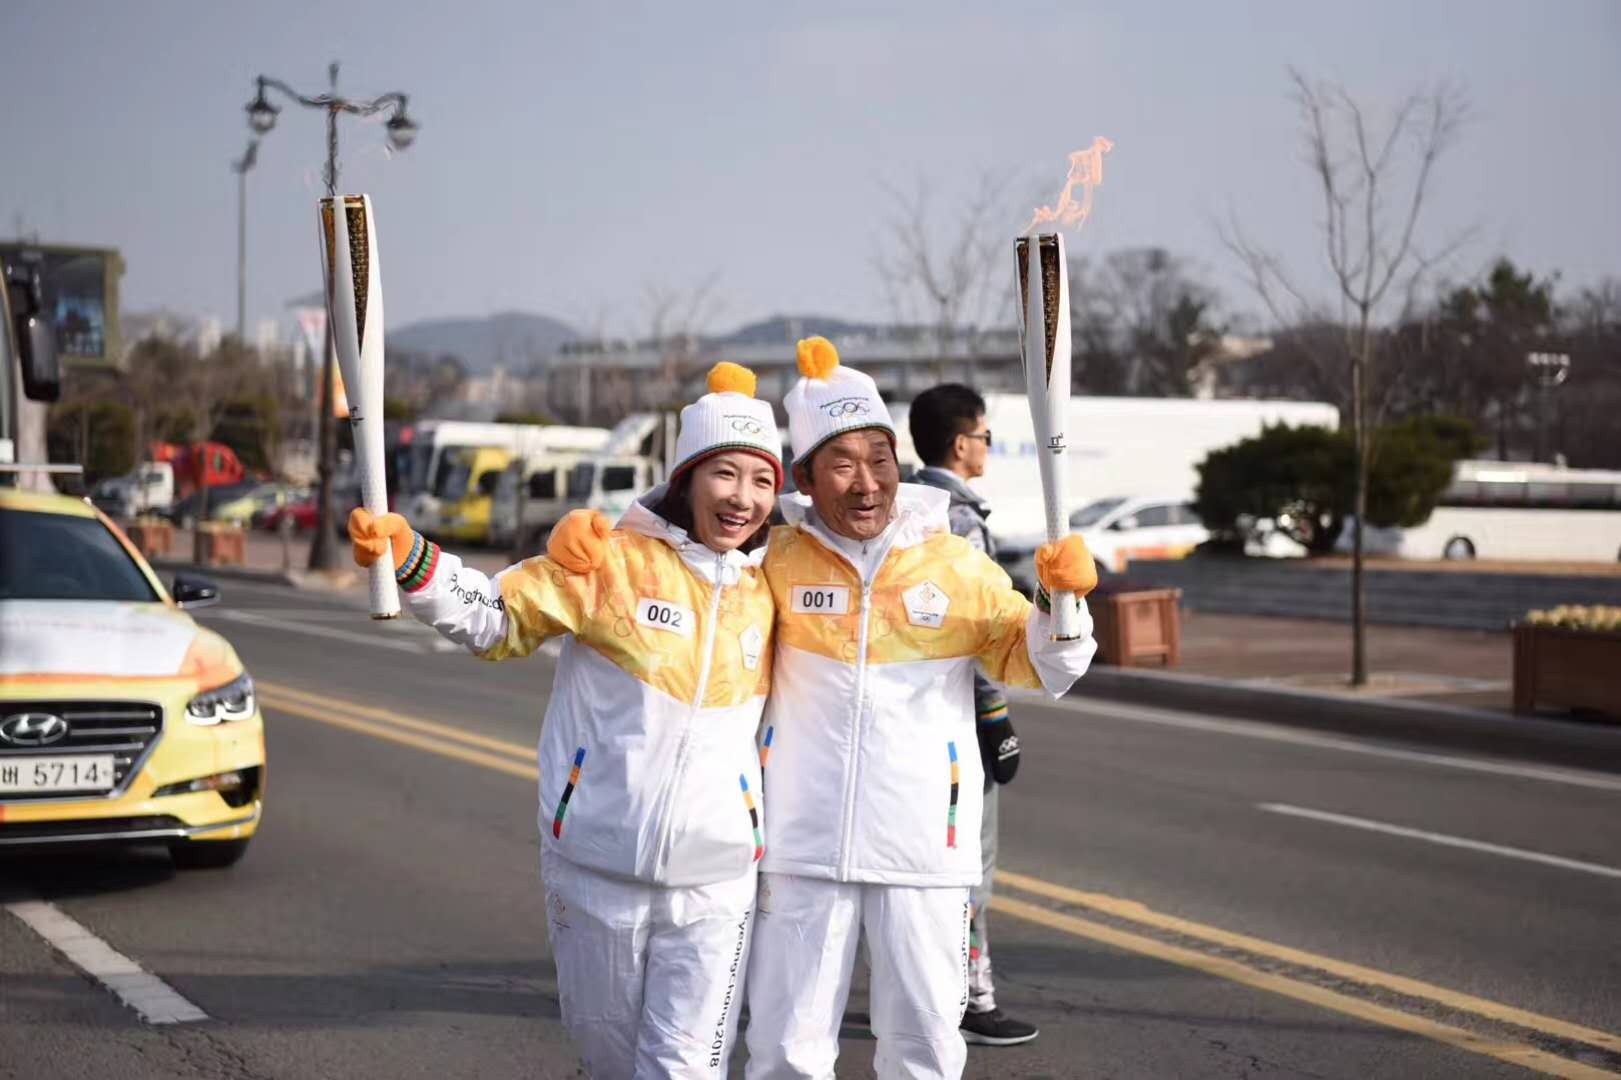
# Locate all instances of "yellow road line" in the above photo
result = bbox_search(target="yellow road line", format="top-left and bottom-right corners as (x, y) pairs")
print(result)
(258, 680), (537, 761)
(259, 693), (539, 782)
(989, 893), (1617, 1080)
(995, 868), (1620, 1056)
(258, 681), (1617, 1076)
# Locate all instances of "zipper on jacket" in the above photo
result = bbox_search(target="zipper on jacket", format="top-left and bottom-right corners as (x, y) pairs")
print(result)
(650, 548), (728, 881)
(833, 527), (901, 880)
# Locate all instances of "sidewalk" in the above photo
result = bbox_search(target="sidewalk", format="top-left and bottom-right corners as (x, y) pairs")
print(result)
(1174, 610), (1510, 712)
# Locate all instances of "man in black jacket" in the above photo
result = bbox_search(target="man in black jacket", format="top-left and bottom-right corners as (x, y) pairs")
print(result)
(909, 383), (1039, 1048)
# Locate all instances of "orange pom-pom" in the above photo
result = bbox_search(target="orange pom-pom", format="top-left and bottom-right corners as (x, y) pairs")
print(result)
(707, 361), (757, 398)
(796, 336), (840, 380)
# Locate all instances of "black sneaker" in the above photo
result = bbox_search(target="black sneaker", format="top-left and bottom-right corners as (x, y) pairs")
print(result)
(960, 1007), (1039, 1046)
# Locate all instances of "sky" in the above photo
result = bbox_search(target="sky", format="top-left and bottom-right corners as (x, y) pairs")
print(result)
(3, 1), (1618, 339)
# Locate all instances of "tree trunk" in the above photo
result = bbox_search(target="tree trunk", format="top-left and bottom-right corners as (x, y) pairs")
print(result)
(1350, 308), (1370, 688)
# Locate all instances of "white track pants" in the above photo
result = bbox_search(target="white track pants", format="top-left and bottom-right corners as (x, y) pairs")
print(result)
(542, 851), (756, 1079)
(743, 873), (970, 1080)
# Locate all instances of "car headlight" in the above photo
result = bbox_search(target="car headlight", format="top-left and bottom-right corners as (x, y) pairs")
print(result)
(186, 673), (256, 726)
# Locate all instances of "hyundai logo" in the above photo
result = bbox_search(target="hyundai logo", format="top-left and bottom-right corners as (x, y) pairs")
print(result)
(0, 712), (69, 747)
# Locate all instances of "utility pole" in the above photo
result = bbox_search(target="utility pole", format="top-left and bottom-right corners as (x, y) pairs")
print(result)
(232, 140), (259, 344)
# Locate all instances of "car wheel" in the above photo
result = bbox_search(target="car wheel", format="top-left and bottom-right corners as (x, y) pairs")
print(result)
(1442, 536), (1476, 561)
(168, 837), (252, 870)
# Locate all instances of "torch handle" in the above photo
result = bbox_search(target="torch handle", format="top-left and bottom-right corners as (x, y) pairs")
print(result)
(1043, 478), (1085, 642)
(1048, 589), (1084, 641)
(356, 428), (400, 620)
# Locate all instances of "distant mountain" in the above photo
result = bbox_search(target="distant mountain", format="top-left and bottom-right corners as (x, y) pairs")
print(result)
(388, 311), (579, 372)
(718, 314), (893, 345)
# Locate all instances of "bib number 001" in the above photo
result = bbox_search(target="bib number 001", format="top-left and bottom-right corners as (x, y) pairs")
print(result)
(636, 596), (695, 639)
(790, 585), (850, 615)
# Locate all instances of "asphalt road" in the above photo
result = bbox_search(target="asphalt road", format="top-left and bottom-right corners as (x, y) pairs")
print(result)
(2, 577), (1618, 1079)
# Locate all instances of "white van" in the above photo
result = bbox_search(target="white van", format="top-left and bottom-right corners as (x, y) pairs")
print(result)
(490, 455), (658, 556)
(89, 461), (175, 519)
(488, 456), (586, 553)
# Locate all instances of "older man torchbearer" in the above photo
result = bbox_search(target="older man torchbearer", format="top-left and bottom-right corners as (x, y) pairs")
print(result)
(742, 338), (1098, 1080)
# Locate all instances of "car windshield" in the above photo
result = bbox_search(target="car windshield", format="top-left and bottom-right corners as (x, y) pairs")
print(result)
(433, 448), (476, 500)
(1071, 497), (1127, 528)
(0, 507), (160, 602)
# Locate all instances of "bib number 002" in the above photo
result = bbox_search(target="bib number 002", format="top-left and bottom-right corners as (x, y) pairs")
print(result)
(636, 596), (695, 639)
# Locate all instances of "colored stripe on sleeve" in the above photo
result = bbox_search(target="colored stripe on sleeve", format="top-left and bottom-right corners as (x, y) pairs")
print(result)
(394, 532), (424, 583)
(551, 746), (586, 838)
(402, 541), (441, 593)
(947, 740), (960, 848)
(976, 703), (1009, 724)
(740, 773), (764, 861)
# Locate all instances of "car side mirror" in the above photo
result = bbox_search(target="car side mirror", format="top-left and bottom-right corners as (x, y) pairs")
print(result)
(172, 574), (221, 609)
(1111, 516), (1139, 532)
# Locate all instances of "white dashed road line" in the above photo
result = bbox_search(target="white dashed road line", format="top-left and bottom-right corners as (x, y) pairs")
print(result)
(1018, 689), (1621, 793)
(5, 899), (209, 1024)
(1258, 803), (1621, 880)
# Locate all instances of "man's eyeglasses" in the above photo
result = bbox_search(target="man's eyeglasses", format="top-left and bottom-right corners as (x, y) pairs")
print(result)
(962, 430), (993, 448)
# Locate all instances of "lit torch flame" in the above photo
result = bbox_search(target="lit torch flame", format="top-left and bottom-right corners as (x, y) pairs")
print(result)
(1023, 136), (1114, 235)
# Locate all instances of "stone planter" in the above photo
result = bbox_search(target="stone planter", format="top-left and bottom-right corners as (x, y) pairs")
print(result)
(199, 524), (246, 567)
(125, 518), (174, 559)
(1090, 587), (1182, 667)
(1513, 623), (1621, 720)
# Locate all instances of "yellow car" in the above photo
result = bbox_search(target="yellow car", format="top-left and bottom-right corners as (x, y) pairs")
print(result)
(0, 488), (264, 867)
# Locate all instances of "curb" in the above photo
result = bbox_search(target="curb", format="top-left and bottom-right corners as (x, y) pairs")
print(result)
(1071, 665), (1621, 775)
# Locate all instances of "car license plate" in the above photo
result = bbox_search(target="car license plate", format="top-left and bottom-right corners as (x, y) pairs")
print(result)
(0, 755), (118, 795)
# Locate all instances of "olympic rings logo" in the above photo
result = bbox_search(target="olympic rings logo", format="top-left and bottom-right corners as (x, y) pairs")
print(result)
(727, 416), (766, 437)
(820, 398), (870, 418)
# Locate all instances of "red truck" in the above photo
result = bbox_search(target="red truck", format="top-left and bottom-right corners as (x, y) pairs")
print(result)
(150, 441), (245, 496)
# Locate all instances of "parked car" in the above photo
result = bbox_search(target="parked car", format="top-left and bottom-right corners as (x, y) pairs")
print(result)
(999, 494), (1210, 591)
(260, 496), (319, 534)
(214, 483), (307, 528)
(164, 481), (259, 530)
(0, 487), (265, 867)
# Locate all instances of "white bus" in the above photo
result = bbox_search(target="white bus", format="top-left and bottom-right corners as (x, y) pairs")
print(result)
(394, 420), (609, 534)
(1360, 460), (1621, 563)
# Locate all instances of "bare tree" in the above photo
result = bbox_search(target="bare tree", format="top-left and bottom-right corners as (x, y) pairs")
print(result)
(643, 273), (725, 409)
(1220, 69), (1469, 686)
(872, 171), (1012, 378)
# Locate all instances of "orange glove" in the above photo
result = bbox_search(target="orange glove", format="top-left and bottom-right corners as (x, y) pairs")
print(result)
(348, 507), (415, 570)
(547, 509), (612, 574)
(1035, 533), (1098, 597)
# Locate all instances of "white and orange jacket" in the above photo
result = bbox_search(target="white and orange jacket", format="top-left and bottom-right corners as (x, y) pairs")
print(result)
(758, 484), (1095, 887)
(401, 497), (775, 888)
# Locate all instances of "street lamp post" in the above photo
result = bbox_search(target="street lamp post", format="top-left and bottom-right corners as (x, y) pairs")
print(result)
(244, 61), (419, 571)
(232, 140), (259, 344)
(1526, 351), (1571, 464)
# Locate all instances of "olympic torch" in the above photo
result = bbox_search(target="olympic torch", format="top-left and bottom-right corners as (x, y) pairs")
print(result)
(319, 194), (399, 619)
(1015, 233), (1082, 640)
